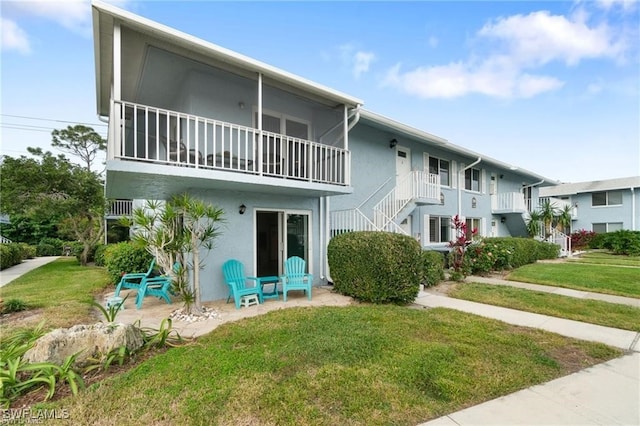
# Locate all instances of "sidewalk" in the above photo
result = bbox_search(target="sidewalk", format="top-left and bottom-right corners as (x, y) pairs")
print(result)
(0, 256), (60, 288)
(468, 275), (640, 308)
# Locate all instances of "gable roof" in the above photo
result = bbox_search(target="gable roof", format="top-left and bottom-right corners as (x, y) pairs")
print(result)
(540, 176), (640, 197)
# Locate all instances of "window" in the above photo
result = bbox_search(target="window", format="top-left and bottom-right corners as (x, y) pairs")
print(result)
(592, 190), (623, 206)
(465, 218), (481, 240)
(593, 222), (623, 233)
(465, 168), (480, 192)
(428, 157), (450, 186)
(428, 216), (450, 243)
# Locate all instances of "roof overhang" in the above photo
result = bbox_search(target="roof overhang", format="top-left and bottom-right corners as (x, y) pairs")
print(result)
(92, 0), (363, 116)
(360, 109), (559, 185)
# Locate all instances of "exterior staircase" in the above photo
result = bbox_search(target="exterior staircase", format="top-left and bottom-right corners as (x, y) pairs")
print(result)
(331, 171), (440, 237)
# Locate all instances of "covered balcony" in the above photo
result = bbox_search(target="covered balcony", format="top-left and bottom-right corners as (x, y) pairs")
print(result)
(491, 192), (528, 214)
(105, 100), (353, 199)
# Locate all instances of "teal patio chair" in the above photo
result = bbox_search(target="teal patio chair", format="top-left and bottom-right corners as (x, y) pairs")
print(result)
(222, 259), (264, 309)
(135, 262), (180, 309)
(114, 259), (156, 297)
(280, 256), (312, 302)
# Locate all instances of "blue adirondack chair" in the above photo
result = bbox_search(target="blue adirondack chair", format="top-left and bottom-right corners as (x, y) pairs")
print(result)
(114, 259), (156, 297)
(222, 259), (264, 309)
(135, 262), (180, 309)
(280, 256), (312, 302)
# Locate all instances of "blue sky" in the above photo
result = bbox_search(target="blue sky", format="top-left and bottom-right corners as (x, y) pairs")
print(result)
(2, 0), (639, 183)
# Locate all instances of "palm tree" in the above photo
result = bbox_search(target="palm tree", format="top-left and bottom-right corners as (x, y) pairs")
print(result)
(556, 204), (573, 235)
(526, 210), (543, 238)
(539, 199), (558, 238)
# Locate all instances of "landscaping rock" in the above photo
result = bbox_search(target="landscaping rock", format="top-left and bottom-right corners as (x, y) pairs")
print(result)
(24, 323), (145, 367)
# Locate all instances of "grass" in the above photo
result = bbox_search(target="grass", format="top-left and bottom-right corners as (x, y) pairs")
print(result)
(569, 251), (640, 267)
(0, 257), (110, 336)
(450, 283), (640, 332)
(40, 306), (620, 425)
(506, 262), (640, 299)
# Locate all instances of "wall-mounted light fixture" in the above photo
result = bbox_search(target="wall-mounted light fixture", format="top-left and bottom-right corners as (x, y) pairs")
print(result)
(389, 138), (398, 149)
(499, 174), (504, 179)
(239, 204), (246, 215)
(471, 197), (477, 208)
(440, 192), (445, 205)
(500, 216), (506, 224)
(238, 102), (245, 109)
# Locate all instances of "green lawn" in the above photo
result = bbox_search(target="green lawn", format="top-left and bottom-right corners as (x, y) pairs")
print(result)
(41, 306), (619, 425)
(450, 283), (640, 332)
(506, 263), (640, 298)
(0, 258), (110, 335)
(569, 251), (640, 267)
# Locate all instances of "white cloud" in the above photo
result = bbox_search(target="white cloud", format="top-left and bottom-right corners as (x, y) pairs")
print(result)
(352, 51), (376, 79)
(8, 0), (93, 36)
(339, 43), (376, 79)
(594, 0), (637, 11)
(384, 8), (628, 100)
(383, 61), (563, 99)
(428, 36), (439, 48)
(478, 10), (626, 66)
(1, 18), (31, 54)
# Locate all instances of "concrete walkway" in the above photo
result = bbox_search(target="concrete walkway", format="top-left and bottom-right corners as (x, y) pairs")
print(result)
(0, 256), (60, 287)
(468, 275), (640, 308)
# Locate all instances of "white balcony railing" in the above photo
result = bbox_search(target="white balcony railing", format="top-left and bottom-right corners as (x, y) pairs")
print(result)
(491, 192), (527, 213)
(109, 100), (350, 186)
(107, 199), (133, 217)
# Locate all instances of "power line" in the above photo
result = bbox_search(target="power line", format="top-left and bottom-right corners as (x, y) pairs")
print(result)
(0, 114), (107, 128)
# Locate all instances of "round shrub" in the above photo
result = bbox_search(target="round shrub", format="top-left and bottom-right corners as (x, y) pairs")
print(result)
(421, 250), (445, 288)
(328, 231), (422, 305)
(602, 230), (640, 256)
(571, 229), (596, 251)
(36, 237), (64, 256)
(104, 242), (153, 284)
(536, 241), (560, 259)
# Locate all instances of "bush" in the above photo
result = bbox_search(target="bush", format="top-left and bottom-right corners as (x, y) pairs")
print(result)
(421, 250), (445, 288)
(0, 243), (23, 270)
(328, 231), (422, 304)
(36, 237), (64, 256)
(94, 244), (108, 267)
(2, 298), (27, 313)
(69, 241), (100, 264)
(571, 229), (596, 251)
(17, 243), (36, 259)
(594, 230), (640, 256)
(536, 241), (560, 260)
(104, 242), (153, 284)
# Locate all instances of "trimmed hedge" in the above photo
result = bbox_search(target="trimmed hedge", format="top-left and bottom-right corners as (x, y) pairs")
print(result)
(93, 244), (107, 266)
(421, 250), (445, 288)
(591, 230), (640, 256)
(103, 242), (153, 284)
(0, 243), (23, 270)
(36, 237), (65, 256)
(465, 237), (560, 275)
(328, 231), (422, 304)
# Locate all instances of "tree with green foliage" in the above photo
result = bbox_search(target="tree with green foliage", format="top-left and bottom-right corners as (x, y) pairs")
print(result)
(127, 194), (224, 315)
(525, 210), (543, 238)
(556, 204), (573, 235)
(539, 199), (558, 238)
(0, 148), (105, 265)
(51, 125), (106, 172)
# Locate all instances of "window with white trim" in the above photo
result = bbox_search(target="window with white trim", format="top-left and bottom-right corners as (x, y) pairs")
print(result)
(592, 190), (622, 207)
(427, 215), (450, 243)
(464, 168), (481, 192)
(592, 222), (623, 233)
(465, 217), (481, 240)
(428, 156), (450, 186)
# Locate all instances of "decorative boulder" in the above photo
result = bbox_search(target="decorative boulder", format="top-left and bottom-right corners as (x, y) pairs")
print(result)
(24, 323), (145, 367)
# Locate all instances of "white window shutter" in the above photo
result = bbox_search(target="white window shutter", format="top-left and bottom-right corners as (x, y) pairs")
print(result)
(423, 152), (429, 172)
(423, 214), (430, 243)
(481, 169), (487, 194)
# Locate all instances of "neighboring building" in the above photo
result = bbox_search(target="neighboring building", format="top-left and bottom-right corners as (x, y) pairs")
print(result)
(92, 1), (559, 302)
(539, 176), (640, 233)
